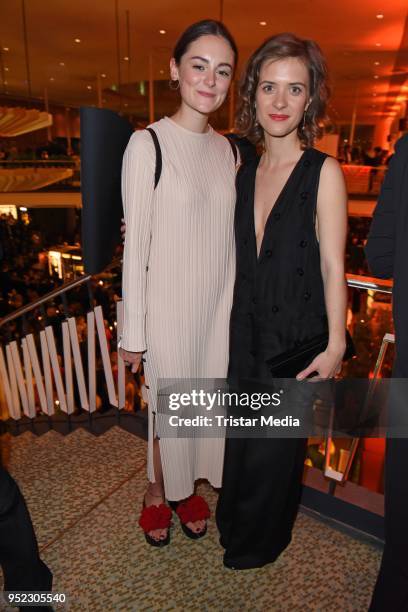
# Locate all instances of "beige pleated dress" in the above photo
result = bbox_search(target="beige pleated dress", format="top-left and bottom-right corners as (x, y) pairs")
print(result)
(120, 117), (236, 500)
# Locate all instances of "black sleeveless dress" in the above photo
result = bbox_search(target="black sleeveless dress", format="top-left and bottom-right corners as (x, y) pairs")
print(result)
(216, 147), (329, 569)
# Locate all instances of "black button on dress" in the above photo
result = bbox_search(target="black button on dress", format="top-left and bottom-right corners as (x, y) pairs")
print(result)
(216, 147), (330, 570)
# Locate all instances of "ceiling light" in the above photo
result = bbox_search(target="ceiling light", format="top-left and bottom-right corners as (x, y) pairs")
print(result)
(19, 207), (27, 212)
(101, 73), (106, 78)
(374, 61), (380, 66)
(159, 69), (164, 74)
(124, 103), (128, 107)
(375, 42), (382, 47)
(87, 85), (92, 90)
(59, 62), (65, 66)
(4, 67), (9, 71)
(376, 13), (384, 19)
(159, 29), (166, 34)
(49, 77), (55, 81)
(259, 21), (267, 26)
(374, 75), (379, 79)
(123, 56), (129, 61)
(373, 93), (377, 96)
(3, 47), (9, 51)
(4, 81), (7, 85)
(74, 38), (81, 43)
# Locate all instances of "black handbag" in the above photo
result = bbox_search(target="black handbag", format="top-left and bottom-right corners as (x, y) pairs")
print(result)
(265, 330), (355, 378)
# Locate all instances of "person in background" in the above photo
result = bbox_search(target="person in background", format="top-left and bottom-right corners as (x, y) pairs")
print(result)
(351, 146), (361, 164)
(368, 146), (384, 192)
(365, 134), (408, 611)
(342, 143), (351, 164)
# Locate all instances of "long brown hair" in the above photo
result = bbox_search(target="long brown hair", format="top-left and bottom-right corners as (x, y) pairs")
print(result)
(236, 33), (330, 148)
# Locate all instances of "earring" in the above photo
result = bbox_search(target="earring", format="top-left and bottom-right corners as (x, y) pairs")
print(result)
(169, 79), (179, 91)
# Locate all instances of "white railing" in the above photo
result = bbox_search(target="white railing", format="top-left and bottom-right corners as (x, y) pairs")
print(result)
(0, 259), (129, 422)
(0, 302), (126, 421)
(0, 272), (394, 424)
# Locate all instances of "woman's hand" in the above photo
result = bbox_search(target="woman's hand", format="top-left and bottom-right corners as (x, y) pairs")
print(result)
(296, 345), (345, 381)
(121, 218), (126, 243)
(119, 347), (142, 373)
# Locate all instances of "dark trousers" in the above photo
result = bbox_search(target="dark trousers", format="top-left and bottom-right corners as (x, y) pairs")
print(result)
(369, 438), (408, 610)
(217, 436), (307, 569)
(0, 467), (52, 596)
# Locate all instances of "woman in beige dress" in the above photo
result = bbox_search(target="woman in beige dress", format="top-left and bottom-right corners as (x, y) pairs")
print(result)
(119, 20), (238, 546)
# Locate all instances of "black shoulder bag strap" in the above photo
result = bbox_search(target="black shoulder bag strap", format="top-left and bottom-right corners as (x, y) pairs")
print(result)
(146, 127), (162, 189)
(147, 128), (238, 186)
(225, 134), (238, 165)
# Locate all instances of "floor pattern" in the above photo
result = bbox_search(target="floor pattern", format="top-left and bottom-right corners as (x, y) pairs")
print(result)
(0, 428), (381, 611)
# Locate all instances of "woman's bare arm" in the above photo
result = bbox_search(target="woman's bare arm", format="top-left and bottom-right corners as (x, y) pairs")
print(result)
(297, 156), (348, 380)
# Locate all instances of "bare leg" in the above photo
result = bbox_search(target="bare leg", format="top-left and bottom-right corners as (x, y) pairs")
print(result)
(152, 437), (164, 490)
(144, 438), (167, 541)
(145, 439), (206, 536)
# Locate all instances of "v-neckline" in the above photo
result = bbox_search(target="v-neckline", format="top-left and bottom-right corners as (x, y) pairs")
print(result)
(252, 150), (307, 262)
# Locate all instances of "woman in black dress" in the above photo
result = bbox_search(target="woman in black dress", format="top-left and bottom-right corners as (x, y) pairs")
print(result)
(216, 33), (348, 569)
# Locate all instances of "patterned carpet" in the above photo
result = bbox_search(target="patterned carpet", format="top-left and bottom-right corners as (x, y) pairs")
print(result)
(0, 427), (381, 611)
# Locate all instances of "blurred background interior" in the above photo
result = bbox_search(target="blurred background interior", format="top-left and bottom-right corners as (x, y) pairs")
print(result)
(0, 1), (407, 608)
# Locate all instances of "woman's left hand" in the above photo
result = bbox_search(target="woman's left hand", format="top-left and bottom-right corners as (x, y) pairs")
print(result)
(296, 346), (345, 381)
